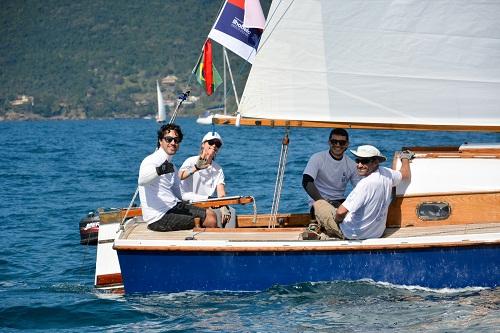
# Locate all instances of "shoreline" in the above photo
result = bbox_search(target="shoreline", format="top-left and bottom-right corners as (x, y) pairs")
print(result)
(0, 112), (194, 122)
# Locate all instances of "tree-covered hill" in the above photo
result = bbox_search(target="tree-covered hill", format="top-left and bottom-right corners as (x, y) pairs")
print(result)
(1, 0), (266, 120)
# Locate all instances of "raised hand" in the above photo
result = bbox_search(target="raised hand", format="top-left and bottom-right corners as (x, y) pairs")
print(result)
(195, 156), (210, 170)
(399, 150), (415, 161)
(156, 159), (175, 175)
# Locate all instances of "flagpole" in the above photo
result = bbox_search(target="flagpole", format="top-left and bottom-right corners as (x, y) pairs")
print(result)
(223, 47), (227, 115)
(224, 48), (239, 107)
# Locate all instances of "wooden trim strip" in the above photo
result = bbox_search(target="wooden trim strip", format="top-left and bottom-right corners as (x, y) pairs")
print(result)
(99, 207), (143, 224)
(192, 227), (305, 233)
(213, 117), (500, 132)
(192, 196), (254, 208)
(115, 240), (499, 252)
(95, 273), (123, 286)
(394, 190), (500, 198)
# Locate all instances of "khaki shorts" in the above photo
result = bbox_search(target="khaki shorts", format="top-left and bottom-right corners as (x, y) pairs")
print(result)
(313, 200), (344, 239)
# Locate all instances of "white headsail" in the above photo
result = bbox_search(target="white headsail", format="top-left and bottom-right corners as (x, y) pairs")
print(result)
(238, 0), (500, 130)
(156, 80), (166, 123)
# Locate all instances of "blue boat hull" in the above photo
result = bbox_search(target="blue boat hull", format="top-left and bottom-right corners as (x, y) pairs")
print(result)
(117, 245), (499, 293)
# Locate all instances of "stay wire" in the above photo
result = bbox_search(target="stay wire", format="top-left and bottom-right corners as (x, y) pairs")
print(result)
(269, 128), (290, 227)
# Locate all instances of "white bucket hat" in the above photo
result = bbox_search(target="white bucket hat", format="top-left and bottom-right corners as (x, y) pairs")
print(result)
(350, 145), (386, 162)
(201, 131), (223, 146)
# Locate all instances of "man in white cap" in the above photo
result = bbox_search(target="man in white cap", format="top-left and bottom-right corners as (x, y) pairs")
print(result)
(312, 145), (413, 240)
(178, 131), (234, 227)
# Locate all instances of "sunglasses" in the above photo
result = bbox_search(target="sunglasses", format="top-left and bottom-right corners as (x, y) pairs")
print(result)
(163, 136), (181, 144)
(355, 158), (374, 165)
(330, 139), (347, 146)
(206, 139), (222, 148)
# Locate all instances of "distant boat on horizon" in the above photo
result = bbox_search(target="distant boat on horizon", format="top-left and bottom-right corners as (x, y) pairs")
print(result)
(156, 80), (167, 123)
(196, 105), (226, 125)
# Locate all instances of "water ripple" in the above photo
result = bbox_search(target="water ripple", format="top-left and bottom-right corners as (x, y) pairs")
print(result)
(0, 119), (498, 332)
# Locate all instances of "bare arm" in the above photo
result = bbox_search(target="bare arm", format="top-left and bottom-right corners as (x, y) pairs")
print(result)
(334, 204), (348, 223)
(302, 174), (323, 201)
(179, 166), (197, 180)
(399, 157), (411, 181)
(216, 183), (226, 198)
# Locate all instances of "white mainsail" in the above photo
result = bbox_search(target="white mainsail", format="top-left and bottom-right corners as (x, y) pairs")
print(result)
(238, 0), (500, 129)
(156, 80), (166, 123)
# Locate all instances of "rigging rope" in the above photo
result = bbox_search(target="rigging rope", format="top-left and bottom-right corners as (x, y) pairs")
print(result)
(269, 128), (290, 228)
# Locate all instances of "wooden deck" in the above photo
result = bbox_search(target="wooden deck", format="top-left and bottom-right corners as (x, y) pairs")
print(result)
(120, 221), (500, 242)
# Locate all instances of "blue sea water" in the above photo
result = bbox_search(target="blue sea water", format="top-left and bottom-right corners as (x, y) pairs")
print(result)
(0, 118), (498, 332)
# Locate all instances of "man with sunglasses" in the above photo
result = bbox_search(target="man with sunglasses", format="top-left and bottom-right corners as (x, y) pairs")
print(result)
(138, 124), (217, 232)
(313, 145), (412, 240)
(178, 131), (234, 227)
(303, 128), (361, 216)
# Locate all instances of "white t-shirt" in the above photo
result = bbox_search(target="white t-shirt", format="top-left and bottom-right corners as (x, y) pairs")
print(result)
(303, 150), (360, 204)
(138, 148), (181, 224)
(179, 156), (225, 202)
(340, 167), (402, 239)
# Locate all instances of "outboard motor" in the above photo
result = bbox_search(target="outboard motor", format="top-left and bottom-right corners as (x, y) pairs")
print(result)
(79, 211), (100, 245)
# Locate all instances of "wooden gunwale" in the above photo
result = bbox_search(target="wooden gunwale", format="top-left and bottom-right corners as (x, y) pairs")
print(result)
(213, 117), (500, 132)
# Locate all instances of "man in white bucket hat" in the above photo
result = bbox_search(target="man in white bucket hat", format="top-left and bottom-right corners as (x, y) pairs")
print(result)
(312, 145), (413, 240)
(178, 131), (235, 227)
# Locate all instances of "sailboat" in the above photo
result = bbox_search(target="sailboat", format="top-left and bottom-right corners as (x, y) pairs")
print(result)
(156, 80), (167, 123)
(95, 0), (499, 293)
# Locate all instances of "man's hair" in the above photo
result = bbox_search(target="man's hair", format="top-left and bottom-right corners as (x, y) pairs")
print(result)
(329, 128), (349, 141)
(157, 123), (183, 147)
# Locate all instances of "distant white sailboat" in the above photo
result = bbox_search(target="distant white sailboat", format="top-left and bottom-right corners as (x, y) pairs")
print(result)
(156, 80), (166, 123)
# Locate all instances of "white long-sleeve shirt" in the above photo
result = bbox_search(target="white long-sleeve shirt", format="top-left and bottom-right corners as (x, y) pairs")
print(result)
(138, 148), (181, 224)
(179, 155), (225, 202)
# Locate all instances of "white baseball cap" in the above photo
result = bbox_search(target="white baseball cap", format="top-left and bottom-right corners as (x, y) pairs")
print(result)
(201, 131), (223, 146)
(350, 145), (386, 162)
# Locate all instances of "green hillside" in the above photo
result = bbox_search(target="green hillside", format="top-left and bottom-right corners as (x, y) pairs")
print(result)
(1, 0), (267, 120)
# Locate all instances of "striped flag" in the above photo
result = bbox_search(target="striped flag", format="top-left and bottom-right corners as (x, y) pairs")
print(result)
(208, 0), (265, 64)
(194, 40), (222, 96)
